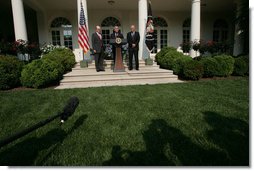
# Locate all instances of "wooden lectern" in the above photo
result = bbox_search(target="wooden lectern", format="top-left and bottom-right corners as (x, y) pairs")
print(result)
(110, 38), (127, 72)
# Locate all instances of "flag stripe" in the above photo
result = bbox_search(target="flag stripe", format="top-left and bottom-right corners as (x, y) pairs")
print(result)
(78, 2), (90, 54)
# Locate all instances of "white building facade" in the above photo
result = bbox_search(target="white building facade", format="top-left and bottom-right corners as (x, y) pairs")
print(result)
(0, 0), (244, 61)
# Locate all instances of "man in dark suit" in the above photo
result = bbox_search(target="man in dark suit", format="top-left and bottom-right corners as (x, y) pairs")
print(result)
(127, 25), (140, 70)
(92, 26), (105, 72)
(110, 26), (124, 63)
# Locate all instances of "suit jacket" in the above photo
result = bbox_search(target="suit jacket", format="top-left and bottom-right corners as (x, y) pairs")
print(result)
(111, 32), (124, 39)
(127, 31), (140, 50)
(92, 32), (103, 53)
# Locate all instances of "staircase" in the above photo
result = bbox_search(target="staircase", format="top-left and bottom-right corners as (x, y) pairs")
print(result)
(55, 60), (183, 89)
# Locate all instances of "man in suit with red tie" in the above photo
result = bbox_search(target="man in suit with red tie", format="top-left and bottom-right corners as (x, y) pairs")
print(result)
(110, 26), (124, 64)
(127, 25), (140, 70)
(92, 26), (105, 72)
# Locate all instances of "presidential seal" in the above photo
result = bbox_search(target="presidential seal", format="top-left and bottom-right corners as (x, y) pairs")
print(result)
(115, 37), (122, 44)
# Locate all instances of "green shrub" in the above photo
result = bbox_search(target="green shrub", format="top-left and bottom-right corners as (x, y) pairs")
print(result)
(21, 59), (62, 88)
(200, 57), (219, 78)
(155, 47), (176, 65)
(213, 55), (235, 77)
(233, 57), (248, 76)
(42, 48), (76, 73)
(182, 60), (204, 81)
(172, 55), (192, 75)
(0, 55), (24, 90)
(156, 47), (187, 70)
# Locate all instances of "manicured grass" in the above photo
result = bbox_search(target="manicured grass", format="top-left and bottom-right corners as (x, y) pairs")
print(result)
(0, 78), (249, 166)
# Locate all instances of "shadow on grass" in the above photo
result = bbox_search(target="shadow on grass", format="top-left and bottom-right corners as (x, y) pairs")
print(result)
(104, 115), (249, 166)
(0, 115), (88, 166)
(203, 111), (249, 166)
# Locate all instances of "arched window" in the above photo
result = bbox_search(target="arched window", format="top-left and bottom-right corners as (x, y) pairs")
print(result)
(101, 17), (121, 27)
(51, 17), (71, 28)
(213, 19), (229, 42)
(101, 17), (121, 47)
(183, 18), (191, 43)
(152, 17), (168, 53)
(50, 17), (73, 50)
(153, 17), (168, 27)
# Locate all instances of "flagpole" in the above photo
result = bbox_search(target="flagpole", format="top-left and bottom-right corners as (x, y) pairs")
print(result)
(77, 0), (84, 61)
(82, 0), (90, 61)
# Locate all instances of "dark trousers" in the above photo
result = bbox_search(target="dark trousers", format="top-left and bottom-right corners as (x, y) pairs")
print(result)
(94, 52), (104, 71)
(112, 47), (116, 63)
(128, 48), (139, 70)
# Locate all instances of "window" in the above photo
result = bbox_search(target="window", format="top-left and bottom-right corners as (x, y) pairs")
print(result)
(102, 29), (110, 47)
(101, 17), (121, 47)
(50, 17), (73, 50)
(52, 30), (61, 46)
(183, 18), (191, 43)
(101, 17), (121, 27)
(152, 17), (168, 54)
(160, 30), (168, 49)
(153, 30), (158, 53)
(213, 19), (228, 42)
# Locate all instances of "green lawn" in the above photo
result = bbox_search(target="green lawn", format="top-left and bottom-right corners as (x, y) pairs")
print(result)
(0, 78), (249, 166)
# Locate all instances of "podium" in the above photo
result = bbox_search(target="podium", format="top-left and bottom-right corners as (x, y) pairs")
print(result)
(110, 38), (127, 72)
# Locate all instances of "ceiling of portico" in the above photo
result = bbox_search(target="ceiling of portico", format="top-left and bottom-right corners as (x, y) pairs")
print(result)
(20, 0), (235, 12)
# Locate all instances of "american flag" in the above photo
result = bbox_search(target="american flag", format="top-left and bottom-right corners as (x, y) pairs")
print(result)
(78, 2), (90, 53)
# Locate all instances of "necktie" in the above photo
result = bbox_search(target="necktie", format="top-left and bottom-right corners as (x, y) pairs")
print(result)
(98, 33), (102, 40)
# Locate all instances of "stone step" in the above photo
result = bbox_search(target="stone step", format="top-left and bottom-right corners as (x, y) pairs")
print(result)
(72, 65), (160, 70)
(61, 74), (178, 83)
(56, 78), (183, 89)
(64, 70), (174, 77)
(75, 60), (152, 67)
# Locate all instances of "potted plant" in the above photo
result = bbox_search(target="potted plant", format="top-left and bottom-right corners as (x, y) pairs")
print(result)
(145, 58), (153, 65)
(80, 60), (89, 68)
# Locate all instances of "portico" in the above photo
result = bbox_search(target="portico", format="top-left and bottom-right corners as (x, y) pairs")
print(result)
(0, 0), (241, 60)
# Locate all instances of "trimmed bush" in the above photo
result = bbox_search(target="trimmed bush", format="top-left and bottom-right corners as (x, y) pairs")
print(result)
(213, 55), (235, 77)
(21, 59), (62, 88)
(182, 60), (204, 81)
(155, 47), (188, 70)
(0, 55), (24, 90)
(42, 48), (76, 73)
(155, 47), (176, 65)
(233, 56), (249, 76)
(172, 55), (192, 75)
(200, 57), (219, 78)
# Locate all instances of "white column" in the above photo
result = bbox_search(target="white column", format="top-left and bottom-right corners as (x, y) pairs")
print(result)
(138, 0), (149, 60)
(11, 0), (28, 41)
(190, 0), (201, 57)
(77, 0), (90, 61)
(233, 0), (244, 56)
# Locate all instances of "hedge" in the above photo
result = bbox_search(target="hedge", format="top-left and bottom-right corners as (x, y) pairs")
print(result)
(155, 47), (176, 66)
(42, 48), (76, 73)
(172, 55), (192, 75)
(213, 55), (235, 77)
(200, 57), (219, 78)
(233, 56), (249, 76)
(21, 59), (62, 88)
(0, 55), (24, 90)
(182, 60), (204, 81)
(155, 47), (190, 70)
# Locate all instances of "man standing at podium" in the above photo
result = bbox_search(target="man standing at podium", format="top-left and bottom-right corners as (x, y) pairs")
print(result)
(127, 25), (140, 70)
(92, 26), (105, 72)
(110, 26), (124, 64)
